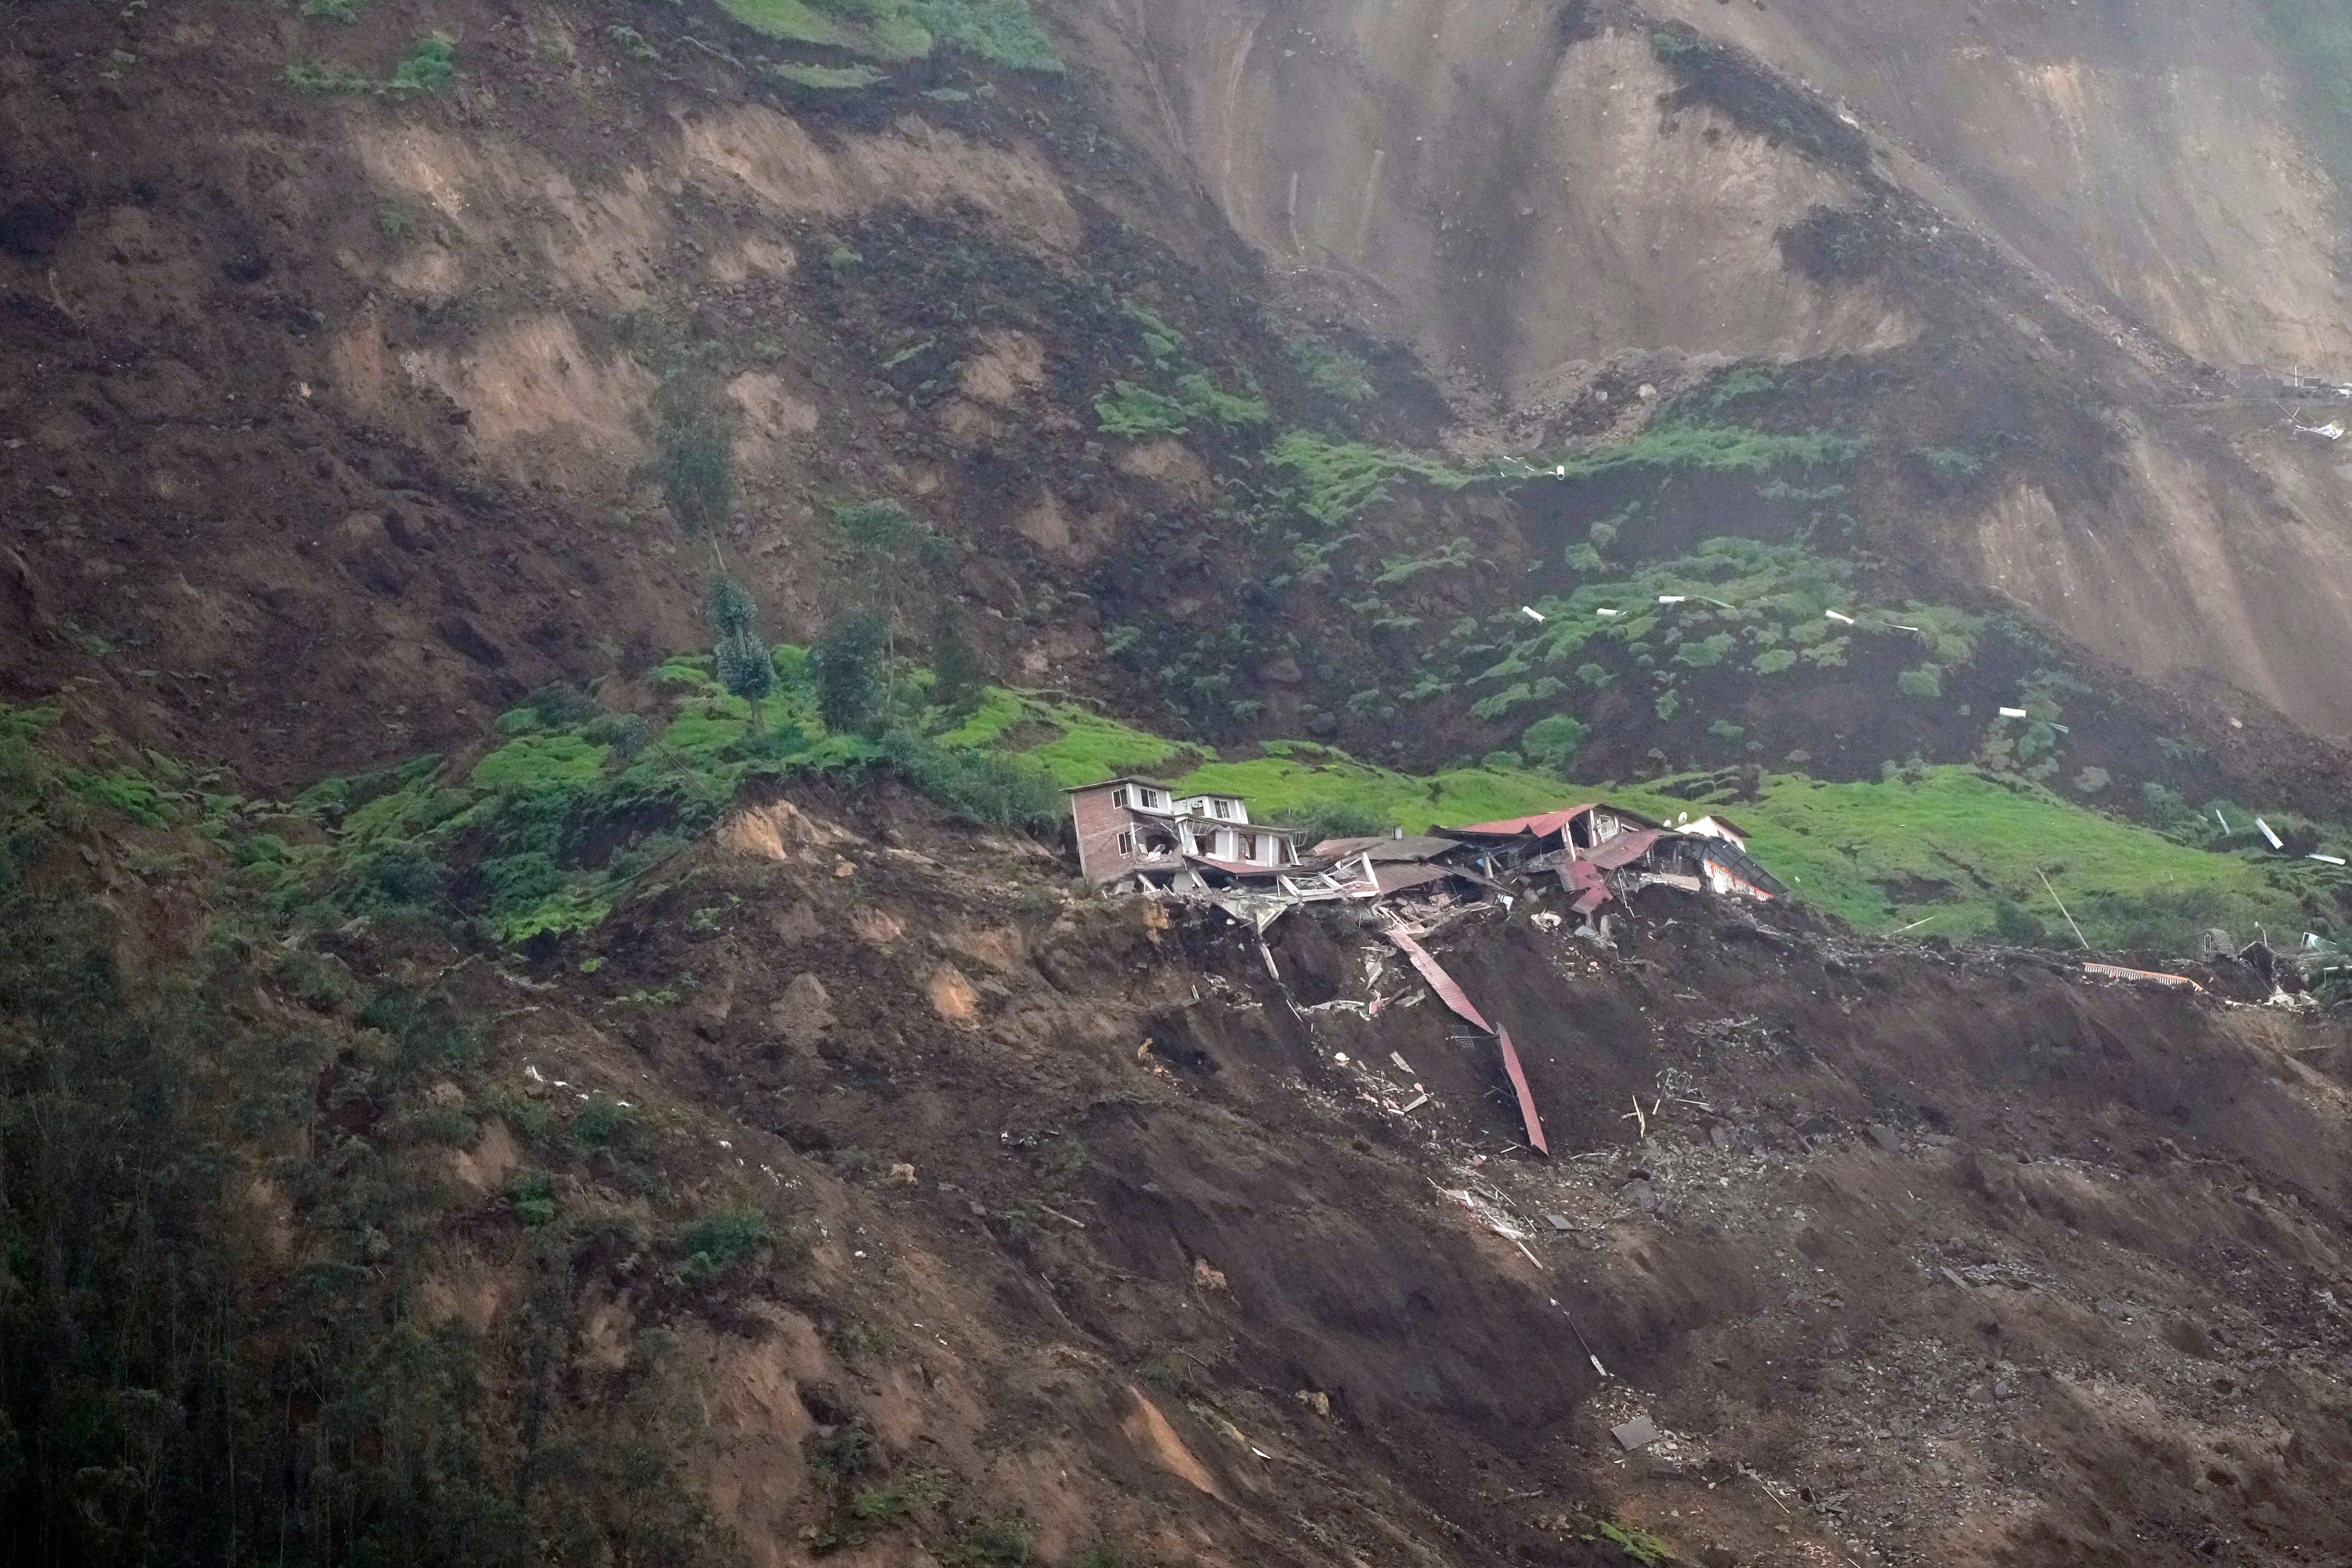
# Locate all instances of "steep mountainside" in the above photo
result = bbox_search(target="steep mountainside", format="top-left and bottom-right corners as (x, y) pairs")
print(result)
(9, 3), (2352, 1567)
(1055, 0), (2352, 739)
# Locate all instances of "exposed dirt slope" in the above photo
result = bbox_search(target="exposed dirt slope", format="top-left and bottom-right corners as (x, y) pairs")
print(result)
(115, 778), (2352, 1568)
(1049, 0), (2352, 740)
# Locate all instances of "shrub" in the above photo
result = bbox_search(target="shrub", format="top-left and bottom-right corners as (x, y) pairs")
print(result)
(1991, 899), (2049, 945)
(1269, 799), (1392, 847)
(944, 1517), (1031, 1566)
(1897, 665), (1944, 699)
(505, 1168), (558, 1227)
(878, 732), (1062, 831)
(849, 1470), (950, 1520)
(1521, 713), (1590, 770)
(1597, 1520), (1671, 1567)
(387, 31), (456, 91)
(1094, 381), (1194, 437)
(1280, 331), (1374, 404)
(677, 1208), (767, 1278)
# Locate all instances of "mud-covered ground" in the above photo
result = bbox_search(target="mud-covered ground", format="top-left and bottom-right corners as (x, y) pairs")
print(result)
(369, 777), (2352, 1568)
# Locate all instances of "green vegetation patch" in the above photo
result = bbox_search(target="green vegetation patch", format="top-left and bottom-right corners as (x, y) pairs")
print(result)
(1604, 767), (2313, 948)
(1167, 745), (1574, 836)
(1268, 430), (1476, 527)
(1436, 536), (1981, 725)
(945, 689), (1188, 786)
(1545, 418), (1865, 483)
(713, 0), (1061, 69)
(287, 30), (455, 95)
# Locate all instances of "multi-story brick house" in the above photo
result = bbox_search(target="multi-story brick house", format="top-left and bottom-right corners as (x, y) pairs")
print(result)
(1064, 776), (1303, 888)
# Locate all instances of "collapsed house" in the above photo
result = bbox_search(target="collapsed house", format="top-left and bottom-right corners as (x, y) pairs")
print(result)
(1064, 779), (1789, 1160)
(1430, 804), (1786, 915)
(1064, 777), (1306, 893)
(1064, 780), (1783, 921)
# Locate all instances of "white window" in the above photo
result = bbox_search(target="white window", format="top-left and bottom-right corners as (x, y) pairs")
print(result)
(1116, 829), (1135, 855)
(1110, 786), (1130, 809)
(1238, 832), (1258, 862)
(1213, 798), (1234, 820)
(1147, 789), (1167, 809)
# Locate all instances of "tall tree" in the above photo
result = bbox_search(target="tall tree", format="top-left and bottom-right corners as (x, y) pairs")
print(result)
(826, 499), (960, 657)
(704, 575), (775, 733)
(809, 612), (889, 737)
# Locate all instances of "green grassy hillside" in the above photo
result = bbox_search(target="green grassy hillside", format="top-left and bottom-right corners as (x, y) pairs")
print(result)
(963, 690), (2339, 952)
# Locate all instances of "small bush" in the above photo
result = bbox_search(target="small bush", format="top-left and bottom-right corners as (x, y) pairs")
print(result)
(387, 32), (456, 92)
(1521, 714), (1589, 770)
(1597, 1520), (1671, 1567)
(505, 1168), (558, 1227)
(677, 1208), (767, 1278)
(848, 1470), (950, 1521)
(1269, 799), (1393, 847)
(1897, 665), (1944, 699)
(1991, 899), (2048, 946)
(943, 1517), (1031, 1567)
(1094, 382), (1194, 437)
(827, 1317), (897, 1365)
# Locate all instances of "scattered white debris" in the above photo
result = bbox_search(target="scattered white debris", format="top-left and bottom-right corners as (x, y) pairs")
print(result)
(1595, 607), (1621, 618)
(1825, 609), (1855, 625)
(1999, 706), (2030, 720)
(1657, 594), (1687, 605)
(1521, 605), (1547, 622)
(2257, 817), (2286, 850)
(2311, 854), (2346, 866)
(524, 1064), (546, 1082)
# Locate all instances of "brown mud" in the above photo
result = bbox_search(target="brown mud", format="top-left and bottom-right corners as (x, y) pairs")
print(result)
(358, 776), (2352, 1568)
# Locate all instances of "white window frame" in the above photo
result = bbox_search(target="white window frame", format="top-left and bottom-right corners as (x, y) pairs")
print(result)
(1110, 786), (1130, 809)
(1116, 829), (1135, 855)
(1238, 832), (1257, 862)
(1213, 798), (1234, 820)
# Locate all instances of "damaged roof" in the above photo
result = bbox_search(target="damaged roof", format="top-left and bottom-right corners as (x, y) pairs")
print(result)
(1435, 804), (1662, 841)
(1310, 833), (1471, 862)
